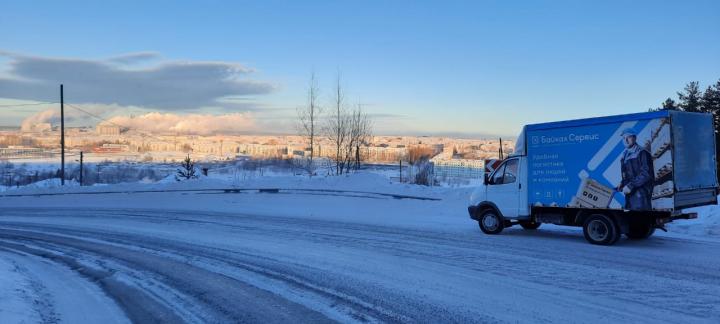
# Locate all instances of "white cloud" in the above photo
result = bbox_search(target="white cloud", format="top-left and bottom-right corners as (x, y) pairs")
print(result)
(0, 51), (275, 110)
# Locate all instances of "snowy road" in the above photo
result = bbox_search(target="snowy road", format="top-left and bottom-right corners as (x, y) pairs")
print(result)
(1, 202), (719, 323)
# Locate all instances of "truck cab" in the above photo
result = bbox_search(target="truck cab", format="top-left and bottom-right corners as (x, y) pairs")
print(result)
(469, 155), (543, 235)
(470, 156), (529, 220)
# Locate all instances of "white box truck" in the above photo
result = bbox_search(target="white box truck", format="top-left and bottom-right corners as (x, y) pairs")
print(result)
(468, 111), (718, 245)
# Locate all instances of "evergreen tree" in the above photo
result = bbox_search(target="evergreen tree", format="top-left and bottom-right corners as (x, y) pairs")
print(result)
(701, 80), (720, 119)
(700, 79), (720, 185)
(661, 98), (679, 110)
(176, 155), (197, 181)
(648, 97), (679, 112)
(678, 81), (703, 112)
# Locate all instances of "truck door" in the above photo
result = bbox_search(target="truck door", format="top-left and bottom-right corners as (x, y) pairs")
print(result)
(486, 158), (521, 218)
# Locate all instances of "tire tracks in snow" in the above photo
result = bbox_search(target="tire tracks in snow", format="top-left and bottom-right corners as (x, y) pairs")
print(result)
(0, 223), (415, 323)
(0, 216), (486, 323)
(0, 228), (338, 324)
(0, 239), (186, 323)
(2, 207), (720, 323)
(0, 251), (60, 324)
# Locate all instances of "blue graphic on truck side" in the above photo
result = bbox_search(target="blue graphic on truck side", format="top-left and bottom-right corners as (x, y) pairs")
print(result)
(526, 116), (665, 210)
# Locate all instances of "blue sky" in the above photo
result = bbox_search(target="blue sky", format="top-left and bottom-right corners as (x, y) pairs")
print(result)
(1, 0), (719, 137)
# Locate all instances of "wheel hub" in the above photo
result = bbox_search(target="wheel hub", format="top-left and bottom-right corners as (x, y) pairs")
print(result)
(588, 219), (608, 241)
(483, 214), (498, 230)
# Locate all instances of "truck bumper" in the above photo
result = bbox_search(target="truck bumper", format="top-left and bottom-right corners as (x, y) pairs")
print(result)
(657, 212), (698, 225)
(468, 206), (479, 220)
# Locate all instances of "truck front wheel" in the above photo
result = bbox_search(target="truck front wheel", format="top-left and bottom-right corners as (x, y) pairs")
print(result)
(478, 209), (504, 235)
(583, 214), (620, 245)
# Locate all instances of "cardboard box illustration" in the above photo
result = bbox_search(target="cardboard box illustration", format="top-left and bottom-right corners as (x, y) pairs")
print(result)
(571, 178), (615, 208)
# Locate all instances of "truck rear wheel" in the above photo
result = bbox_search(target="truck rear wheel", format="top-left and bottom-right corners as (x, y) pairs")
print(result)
(478, 209), (504, 235)
(583, 214), (619, 245)
(626, 222), (655, 239)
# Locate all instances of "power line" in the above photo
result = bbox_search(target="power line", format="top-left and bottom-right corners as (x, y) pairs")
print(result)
(64, 103), (180, 148)
(0, 101), (57, 108)
(65, 103), (166, 141)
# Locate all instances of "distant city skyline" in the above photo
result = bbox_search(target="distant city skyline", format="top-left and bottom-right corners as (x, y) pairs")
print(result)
(1, 0), (719, 138)
(1, 123), (516, 164)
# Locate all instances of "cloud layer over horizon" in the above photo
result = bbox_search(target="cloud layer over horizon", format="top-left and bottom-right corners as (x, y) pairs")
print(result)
(20, 107), (258, 136)
(104, 112), (257, 135)
(19, 104), (119, 132)
(0, 51), (275, 110)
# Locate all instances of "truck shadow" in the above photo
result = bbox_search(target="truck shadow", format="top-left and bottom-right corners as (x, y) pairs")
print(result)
(498, 227), (668, 247)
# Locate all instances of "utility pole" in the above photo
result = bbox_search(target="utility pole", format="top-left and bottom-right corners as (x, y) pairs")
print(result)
(60, 84), (65, 186)
(498, 137), (504, 160)
(399, 160), (403, 183)
(79, 151), (83, 186)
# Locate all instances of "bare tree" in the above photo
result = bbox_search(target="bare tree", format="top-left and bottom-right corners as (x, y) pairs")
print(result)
(348, 104), (373, 171)
(413, 156), (433, 186)
(406, 145), (434, 165)
(0, 159), (13, 187)
(324, 72), (351, 175)
(335, 104), (374, 174)
(297, 72), (322, 176)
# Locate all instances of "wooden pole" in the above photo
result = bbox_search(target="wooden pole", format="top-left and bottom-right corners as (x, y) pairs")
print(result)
(79, 151), (83, 186)
(60, 84), (65, 185)
(399, 160), (402, 182)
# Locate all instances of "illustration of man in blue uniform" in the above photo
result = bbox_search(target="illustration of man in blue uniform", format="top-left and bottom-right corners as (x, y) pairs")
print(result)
(616, 128), (654, 210)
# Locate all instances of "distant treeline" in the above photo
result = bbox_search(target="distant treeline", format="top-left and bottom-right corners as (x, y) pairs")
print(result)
(650, 79), (720, 115)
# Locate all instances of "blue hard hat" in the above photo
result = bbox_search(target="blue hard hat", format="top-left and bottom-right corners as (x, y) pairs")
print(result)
(620, 128), (638, 137)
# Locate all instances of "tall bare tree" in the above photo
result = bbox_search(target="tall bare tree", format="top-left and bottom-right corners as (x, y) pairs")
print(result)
(349, 104), (372, 171)
(325, 72), (351, 175)
(297, 72), (321, 176)
(337, 103), (373, 173)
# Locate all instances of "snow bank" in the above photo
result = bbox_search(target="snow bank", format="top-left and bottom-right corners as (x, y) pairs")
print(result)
(2, 171), (452, 199)
(666, 199), (720, 238)
(1, 178), (81, 192)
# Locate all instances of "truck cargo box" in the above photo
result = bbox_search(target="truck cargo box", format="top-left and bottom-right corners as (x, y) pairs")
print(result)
(516, 111), (718, 212)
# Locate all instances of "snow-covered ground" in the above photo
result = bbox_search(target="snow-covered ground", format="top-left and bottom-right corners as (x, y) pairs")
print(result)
(1, 172), (719, 323)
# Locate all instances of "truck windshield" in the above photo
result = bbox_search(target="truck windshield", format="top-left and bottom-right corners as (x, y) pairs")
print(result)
(503, 159), (518, 184)
(490, 158), (518, 185)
